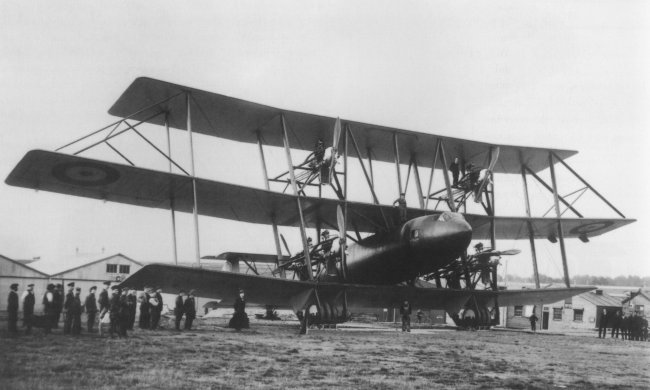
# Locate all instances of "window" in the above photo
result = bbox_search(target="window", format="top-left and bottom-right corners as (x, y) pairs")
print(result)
(514, 306), (523, 317)
(410, 230), (419, 239)
(553, 308), (562, 321)
(573, 309), (584, 322)
(106, 264), (117, 273)
(119, 265), (130, 274)
(635, 305), (644, 313)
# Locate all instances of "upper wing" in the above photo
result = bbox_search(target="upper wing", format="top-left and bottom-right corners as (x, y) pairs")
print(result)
(7, 150), (635, 238)
(120, 263), (594, 313)
(108, 77), (577, 174)
(209, 252), (290, 264)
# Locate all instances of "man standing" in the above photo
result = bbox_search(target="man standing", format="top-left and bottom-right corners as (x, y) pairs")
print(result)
(22, 284), (35, 335)
(42, 284), (55, 335)
(108, 286), (121, 338)
(127, 289), (137, 330)
(450, 157), (460, 186)
(611, 310), (622, 339)
(598, 308), (609, 338)
(84, 286), (98, 333)
(400, 300), (412, 333)
(52, 284), (63, 328)
(119, 288), (130, 337)
(139, 289), (150, 329)
(150, 288), (163, 330)
(7, 283), (19, 334)
(529, 312), (539, 333)
(63, 282), (75, 335)
(174, 290), (185, 331)
(183, 290), (196, 330)
(70, 287), (83, 335)
(98, 281), (110, 325)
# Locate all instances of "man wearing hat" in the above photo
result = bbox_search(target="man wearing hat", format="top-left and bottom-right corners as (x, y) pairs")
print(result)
(174, 290), (186, 331)
(84, 286), (98, 333)
(22, 284), (35, 335)
(7, 283), (19, 334)
(183, 290), (197, 330)
(138, 287), (151, 329)
(98, 281), (110, 323)
(150, 288), (163, 330)
(69, 287), (83, 335)
(52, 284), (63, 328)
(127, 289), (137, 331)
(63, 282), (75, 335)
(108, 285), (121, 338)
(42, 284), (55, 334)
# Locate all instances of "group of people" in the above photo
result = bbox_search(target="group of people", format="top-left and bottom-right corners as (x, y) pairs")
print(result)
(598, 309), (648, 341)
(7, 282), (250, 337)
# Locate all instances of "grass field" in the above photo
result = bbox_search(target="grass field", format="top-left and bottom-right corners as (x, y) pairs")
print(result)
(1, 317), (648, 389)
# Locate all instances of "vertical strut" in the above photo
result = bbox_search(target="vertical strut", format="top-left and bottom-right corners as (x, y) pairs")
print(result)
(393, 133), (403, 197)
(165, 114), (178, 265)
(438, 140), (456, 212)
(549, 153), (570, 287)
(187, 94), (201, 265)
(411, 155), (425, 209)
(342, 125), (349, 280)
(520, 159), (540, 288)
(281, 115), (313, 280)
(257, 132), (286, 278)
(424, 140), (440, 210)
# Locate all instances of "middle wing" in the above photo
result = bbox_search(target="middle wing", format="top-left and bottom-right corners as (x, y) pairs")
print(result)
(120, 263), (595, 313)
(6, 150), (635, 239)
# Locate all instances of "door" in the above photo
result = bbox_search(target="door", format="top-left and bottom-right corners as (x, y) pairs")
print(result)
(542, 312), (549, 330)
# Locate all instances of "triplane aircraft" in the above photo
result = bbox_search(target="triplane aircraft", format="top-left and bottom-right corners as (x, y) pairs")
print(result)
(6, 77), (635, 333)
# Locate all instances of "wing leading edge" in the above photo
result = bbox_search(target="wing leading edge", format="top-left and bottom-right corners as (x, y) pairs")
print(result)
(108, 77), (577, 174)
(120, 263), (595, 313)
(6, 150), (635, 238)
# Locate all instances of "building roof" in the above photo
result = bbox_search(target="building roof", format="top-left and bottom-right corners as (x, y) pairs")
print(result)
(581, 290), (622, 307)
(0, 254), (49, 277)
(30, 253), (141, 276)
(622, 289), (650, 305)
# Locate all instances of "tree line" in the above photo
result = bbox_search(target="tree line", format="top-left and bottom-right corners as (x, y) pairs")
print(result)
(498, 274), (650, 287)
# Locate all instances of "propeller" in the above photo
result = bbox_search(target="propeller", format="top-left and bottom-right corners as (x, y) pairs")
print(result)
(280, 234), (292, 257)
(326, 118), (342, 183)
(336, 204), (347, 277)
(474, 146), (500, 203)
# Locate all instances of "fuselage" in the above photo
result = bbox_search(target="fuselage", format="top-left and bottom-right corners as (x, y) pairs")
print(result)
(321, 212), (472, 285)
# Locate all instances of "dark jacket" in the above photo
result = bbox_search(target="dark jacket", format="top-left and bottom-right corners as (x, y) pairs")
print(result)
(8, 290), (19, 318)
(174, 295), (184, 316)
(98, 289), (110, 312)
(154, 293), (163, 313)
(85, 293), (97, 313)
(234, 296), (246, 314)
(69, 295), (82, 314)
(63, 291), (75, 311)
(119, 294), (130, 317)
(53, 290), (63, 312)
(400, 303), (411, 316)
(109, 294), (121, 317)
(23, 292), (35, 317)
(184, 297), (196, 319)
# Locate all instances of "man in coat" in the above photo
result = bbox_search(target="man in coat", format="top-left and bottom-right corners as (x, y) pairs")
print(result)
(174, 290), (185, 331)
(127, 289), (137, 330)
(598, 308), (609, 338)
(69, 287), (83, 335)
(119, 288), (130, 337)
(400, 300), (412, 332)
(22, 284), (35, 335)
(138, 290), (150, 329)
(63, 282), (75, 335)
(52, 284), (63, 328)
(150, 288), (163, 330)
(7, 283), (19, 334)
(108, 286), (121, 338)
(183, 290), (196, 330)
(84, 286), (98, 333)
(42, 284), (55, 335)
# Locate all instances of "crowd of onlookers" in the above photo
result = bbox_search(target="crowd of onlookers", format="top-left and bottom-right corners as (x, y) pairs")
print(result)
(597, 308), (648, 341)
(6, 282), (249, 337)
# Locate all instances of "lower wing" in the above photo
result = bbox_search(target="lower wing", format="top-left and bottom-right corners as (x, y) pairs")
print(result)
(120, 264), (594, 312)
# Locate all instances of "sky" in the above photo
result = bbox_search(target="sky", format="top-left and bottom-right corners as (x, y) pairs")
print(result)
(1, 0), (648, 280)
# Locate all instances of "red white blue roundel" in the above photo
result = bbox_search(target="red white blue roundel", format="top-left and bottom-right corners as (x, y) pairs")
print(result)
(52, 162), (120, 186)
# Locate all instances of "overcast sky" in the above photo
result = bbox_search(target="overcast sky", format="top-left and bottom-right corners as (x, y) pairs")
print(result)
(1, 1), (648, 280)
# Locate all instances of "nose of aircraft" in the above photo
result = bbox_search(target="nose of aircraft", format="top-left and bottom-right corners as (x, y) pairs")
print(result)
(407, 212), (472, 268)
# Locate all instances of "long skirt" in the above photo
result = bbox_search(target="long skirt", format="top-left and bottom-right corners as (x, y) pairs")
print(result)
(228, 311), (249, 330)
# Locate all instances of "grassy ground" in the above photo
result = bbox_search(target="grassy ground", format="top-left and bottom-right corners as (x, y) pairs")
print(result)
(0, 317), (648, 389)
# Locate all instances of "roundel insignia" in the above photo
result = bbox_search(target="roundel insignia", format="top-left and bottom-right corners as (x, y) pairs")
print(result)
(569, 221), (614, 236)
(52, 162), (120, 187)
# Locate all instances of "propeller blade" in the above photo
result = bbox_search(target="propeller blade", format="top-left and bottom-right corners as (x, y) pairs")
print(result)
(337, 205), (345, 239)
(496, 249), (521, 256)
(332, 117), (342, 153)
(474, 146), (500, 203)
(280, 234), (291, 257)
